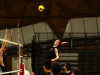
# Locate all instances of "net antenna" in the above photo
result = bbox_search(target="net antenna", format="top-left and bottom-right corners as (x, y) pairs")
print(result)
(17, 20), (24, 75)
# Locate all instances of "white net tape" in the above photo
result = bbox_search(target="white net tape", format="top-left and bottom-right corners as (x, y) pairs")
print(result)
(0, 38), (23, 47)
(0, 69), (21, 74)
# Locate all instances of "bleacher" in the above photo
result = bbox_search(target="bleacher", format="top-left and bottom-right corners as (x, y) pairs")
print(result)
(31, 35), (100, 75)
(59, 53), (78, 73)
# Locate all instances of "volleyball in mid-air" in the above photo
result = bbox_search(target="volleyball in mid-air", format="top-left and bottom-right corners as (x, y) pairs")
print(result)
(38, 5), (45, 12)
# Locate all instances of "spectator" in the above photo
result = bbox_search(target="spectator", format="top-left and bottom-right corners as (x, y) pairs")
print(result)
(64, 63), (72, 75)
(71, 69), (80, 75)
(51, 61), (62, 75)
(43, 60), (52, 75)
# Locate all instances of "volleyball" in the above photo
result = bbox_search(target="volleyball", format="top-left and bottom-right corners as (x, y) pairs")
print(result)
(38, 5), (45, 12)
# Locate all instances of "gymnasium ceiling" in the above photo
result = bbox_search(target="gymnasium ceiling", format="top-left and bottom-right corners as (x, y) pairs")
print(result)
(0, 0), (100, 38)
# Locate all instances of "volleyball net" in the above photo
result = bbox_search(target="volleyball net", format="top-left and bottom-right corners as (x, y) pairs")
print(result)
(0, 38), (24, 75)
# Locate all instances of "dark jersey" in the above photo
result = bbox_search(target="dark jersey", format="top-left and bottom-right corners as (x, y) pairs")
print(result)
(47, 47), (58, 60)
(45, 72), (51, 75)
(2, 52), (7, 66)
(0, 52), (7, 72)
